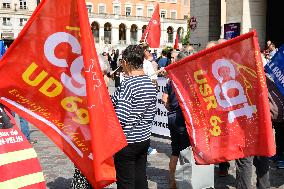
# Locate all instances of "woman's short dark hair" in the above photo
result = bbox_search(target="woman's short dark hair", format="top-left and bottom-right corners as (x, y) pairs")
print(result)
(122, 45), (145, 69)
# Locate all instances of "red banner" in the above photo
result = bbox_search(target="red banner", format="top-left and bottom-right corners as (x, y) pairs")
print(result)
(141, 4), (161, 48)
(0, 108), (45, 188)
(174, 32), (179, 49)
(0, 0), (127, 188)
(166, 31), (275, 164)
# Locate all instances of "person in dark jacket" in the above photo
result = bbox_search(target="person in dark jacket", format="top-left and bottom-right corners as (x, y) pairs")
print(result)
(162, 50), (191, 189)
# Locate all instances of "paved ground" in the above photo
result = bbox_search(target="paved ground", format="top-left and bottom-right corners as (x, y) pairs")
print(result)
(26, 124), (284, 189)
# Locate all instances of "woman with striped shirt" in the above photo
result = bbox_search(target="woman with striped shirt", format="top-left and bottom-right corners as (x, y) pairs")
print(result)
(112, 45), (157, 189)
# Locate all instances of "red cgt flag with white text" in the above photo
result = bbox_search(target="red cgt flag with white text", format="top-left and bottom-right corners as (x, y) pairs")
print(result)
(166, 31), (275, 164)
(0, 0), (127, 188)
(141, 4), (161, 48)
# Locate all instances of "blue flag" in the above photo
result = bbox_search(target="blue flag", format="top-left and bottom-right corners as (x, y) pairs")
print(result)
(265, 45), (284, 96)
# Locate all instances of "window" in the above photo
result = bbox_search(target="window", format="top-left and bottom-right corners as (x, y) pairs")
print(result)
(2, 3), (11, 9)
(160, 10), (166, 18)
(159, 0), (166, 2)
(170, 11), (177, 19)
(113, 5), (121, 15)
(125, 7), (131, 16)
(167, 27), (173, 43)
(86, 4), (92, 13)
(136, 7), (143, 17)
(19, 18), (27, 26)
(98, 4), (106, 14)
(3, 17), (11, 26)
(19, 0), (27, 9)
(147, 7), (154, 17)
(168, 0), (177, 3)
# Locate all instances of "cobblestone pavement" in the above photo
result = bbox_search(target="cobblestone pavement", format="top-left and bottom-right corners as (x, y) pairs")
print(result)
(27, 124), (284, 189)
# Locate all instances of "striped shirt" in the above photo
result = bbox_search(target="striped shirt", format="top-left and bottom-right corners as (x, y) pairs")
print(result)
(111, 75), (157, 143)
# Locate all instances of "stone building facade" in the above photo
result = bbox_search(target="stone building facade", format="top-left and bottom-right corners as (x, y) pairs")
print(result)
(190, 0), (282, 51)
(0, 0), (189, 51)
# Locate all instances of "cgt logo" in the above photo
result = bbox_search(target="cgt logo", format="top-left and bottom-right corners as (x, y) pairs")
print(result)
(152, 20), (158, 25)
(44, 32), (86, 97)
(212, 59), (257, 123)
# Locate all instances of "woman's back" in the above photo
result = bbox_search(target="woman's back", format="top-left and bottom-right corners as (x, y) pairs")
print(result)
(112, 75), (157, 143)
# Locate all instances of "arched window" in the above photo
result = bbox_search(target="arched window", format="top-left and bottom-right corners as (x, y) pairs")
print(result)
(91, 21), (99, 43)
(104, 22), (112, 44)
(130, 24), (138, 44)
(119, 23), (126, 44)
(167, 26), (173, 43)
(142, 25), (147, 35)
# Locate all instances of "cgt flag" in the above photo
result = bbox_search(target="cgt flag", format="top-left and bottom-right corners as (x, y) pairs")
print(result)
(166, 31), (275, 164)
(0, 0), (127, 188)
(141, 4), (161, 48)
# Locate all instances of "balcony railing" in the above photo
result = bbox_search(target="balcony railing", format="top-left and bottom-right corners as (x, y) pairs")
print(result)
(88, 13), (186, 24)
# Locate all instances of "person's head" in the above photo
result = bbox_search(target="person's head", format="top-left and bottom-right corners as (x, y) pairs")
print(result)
(183, 45), (195, 55)
(269, 43), (276, 51)
(121, 45), (145, 73)
(170, 50), (179, 63)
(98, 54), (110, 75)
(206, 41), (218, 49)
(102, 52), (108, 60)
(176, 50), (191, 61)
(218, 38), (227, 44)
(161, 50), (167, 57)
(267, 40), (272, 47)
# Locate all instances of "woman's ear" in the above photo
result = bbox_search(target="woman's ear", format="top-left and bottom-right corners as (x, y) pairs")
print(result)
(121, 60), (130, 75)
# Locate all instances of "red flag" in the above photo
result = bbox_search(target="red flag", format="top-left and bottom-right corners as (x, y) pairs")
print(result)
(0, 0), (127, 188)
(166, 31), (275, 164)
(174, 32), (179, 49)
(141, 4), (161, 48)
(0, 108), (45, 188)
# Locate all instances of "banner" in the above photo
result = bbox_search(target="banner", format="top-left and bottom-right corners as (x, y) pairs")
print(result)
(0, 107), (45, 188)
(151, 77), (170, 137)
(265, 45), (284, 96)
(141, 4), (161, 48)
(166, 31), (275, 164)
(0, 0), (127, 188)
(174, 32), (179, 50)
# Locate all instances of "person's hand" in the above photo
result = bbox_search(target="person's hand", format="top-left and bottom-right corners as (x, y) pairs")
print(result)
(103, 75), (110, 86)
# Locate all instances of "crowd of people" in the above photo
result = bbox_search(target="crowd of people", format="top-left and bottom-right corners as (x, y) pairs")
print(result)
(2, 38), (281, 189)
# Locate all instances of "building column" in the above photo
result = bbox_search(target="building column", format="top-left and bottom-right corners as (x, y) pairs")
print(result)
(137, 29), (142, 43)
(126, 27), (131, 45)
(99, 27), (104, 46)
(189, 0), (210, 50)
(173, 30), (177, 46)
(226, 0), (266, 49)
(112, 27), (119, 47)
